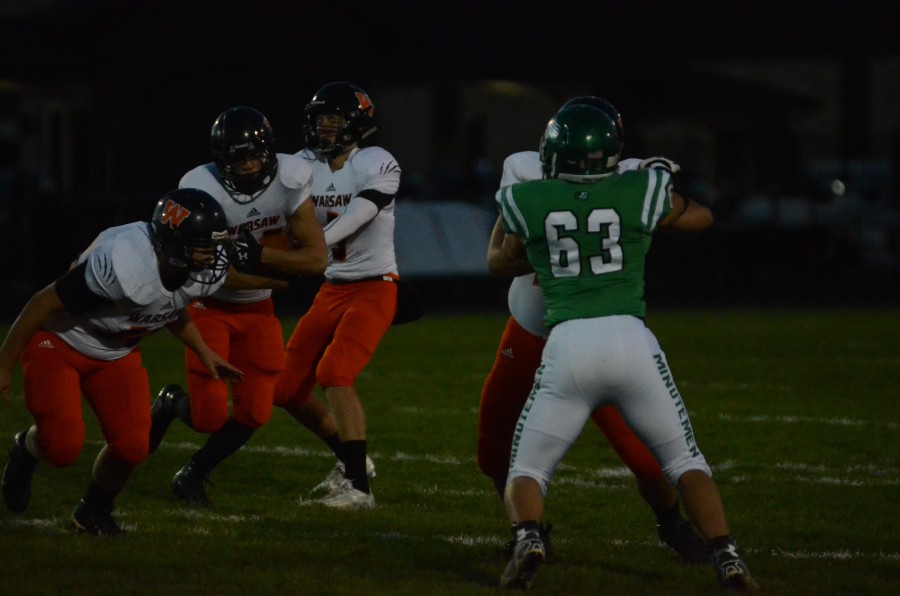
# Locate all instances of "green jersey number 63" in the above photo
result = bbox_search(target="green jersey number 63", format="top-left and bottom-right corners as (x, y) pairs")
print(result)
(545, 209), (623, 278)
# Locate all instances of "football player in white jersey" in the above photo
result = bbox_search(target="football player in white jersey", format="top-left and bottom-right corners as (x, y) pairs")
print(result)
(148, 107), (328, 508)
(0, 189), (242, 535)
(481, 97), (713, 565)
(273, 82), (402, 509)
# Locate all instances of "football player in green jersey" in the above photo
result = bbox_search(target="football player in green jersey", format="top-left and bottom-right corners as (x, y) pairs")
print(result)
(490, 104), (756, 591)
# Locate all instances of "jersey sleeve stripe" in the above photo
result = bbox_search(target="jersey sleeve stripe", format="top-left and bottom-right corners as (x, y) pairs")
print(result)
(648, 171), (670, 231)
(498, 186), (528, 237)
(95, 253), (115, 285)
(640, 169), (659, 229)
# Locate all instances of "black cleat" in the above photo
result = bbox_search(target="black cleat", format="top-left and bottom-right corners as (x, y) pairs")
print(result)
(712, 536), (758, 591)
(2, 431), (38, 514)
(149, 384), (187, 453)
(172, 461), (213, 508)
(500, 526), (546, 590)
(502, 522), (554, 563)
(71, 499), (124, 537)
(658, 518), (712, 565)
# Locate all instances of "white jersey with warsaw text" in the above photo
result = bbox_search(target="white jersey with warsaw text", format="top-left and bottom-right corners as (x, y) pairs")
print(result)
(297, 146), (399, 281)
(179, 153), (312, 303)
(500, 151), (646, 338)
(42, 222), (225, 361)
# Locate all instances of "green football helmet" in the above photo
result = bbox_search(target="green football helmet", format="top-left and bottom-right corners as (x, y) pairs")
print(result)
(539, 104), (620, 181)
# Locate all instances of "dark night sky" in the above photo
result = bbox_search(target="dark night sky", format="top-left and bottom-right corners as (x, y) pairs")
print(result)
(3, 0), (899, 87)
(1, 0), (898, 310)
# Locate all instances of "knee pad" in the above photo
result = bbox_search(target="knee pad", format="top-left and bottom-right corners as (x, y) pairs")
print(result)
(316, 358), (357, 388)
(41, 436), (83, 468)
(109, 436), (149, 466)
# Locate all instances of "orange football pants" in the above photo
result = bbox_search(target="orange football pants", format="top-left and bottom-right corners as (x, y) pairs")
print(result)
(274, 278), (397, 408)
(20, 331), (151, 467)
(477, 316), (664, 482)
(186, 297), (283, 431)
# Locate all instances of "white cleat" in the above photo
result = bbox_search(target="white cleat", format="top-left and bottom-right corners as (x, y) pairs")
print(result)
(318, 479), (376, 510)
(309, 456), (376, 495)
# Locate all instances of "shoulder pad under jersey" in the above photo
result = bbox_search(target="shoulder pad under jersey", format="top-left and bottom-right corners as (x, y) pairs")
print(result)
(617, 157), (643, 173)
(178, 163), (219, 190)
(275, 153), (314, 190)
(500, 151), (542, 187)
(348, 146), (401, 194)
(109, 233), (159, 305)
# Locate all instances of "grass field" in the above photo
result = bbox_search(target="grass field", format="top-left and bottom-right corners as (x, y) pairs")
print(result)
(0, 308), (898, 594)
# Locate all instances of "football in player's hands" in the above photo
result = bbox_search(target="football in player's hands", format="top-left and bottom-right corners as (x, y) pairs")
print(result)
(639, 156), (681, 174)
(259, 229), (298, 251)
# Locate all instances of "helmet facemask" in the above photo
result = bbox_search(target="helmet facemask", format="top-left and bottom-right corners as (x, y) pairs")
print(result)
(151, 190), (231, 288)
(302, 82), (377, 159)
(210, 107), (278, 202)
(155, 229), (230, 286)
(216, 148), (277, 199)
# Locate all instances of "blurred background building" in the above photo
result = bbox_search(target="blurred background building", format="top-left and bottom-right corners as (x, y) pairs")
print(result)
(1, 0), (898, 315)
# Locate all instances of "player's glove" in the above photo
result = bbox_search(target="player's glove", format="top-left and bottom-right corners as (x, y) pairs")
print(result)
(639, 156), (681, 174)
(226, 228), (263, 274)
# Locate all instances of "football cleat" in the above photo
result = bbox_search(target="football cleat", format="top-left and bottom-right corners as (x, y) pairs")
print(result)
(657, 518), (711, 565)
(71, 499), (124, 537)
(149, 384), (187, 453)
(2, 430), (38, 514)
(500, 526), (545, 590)
(502, 522), (554, 563)
(317, 479), (376, 510)
(712, 537), (758, 591)
(172, 461), (214, 508)
(309, 456), (376, 495)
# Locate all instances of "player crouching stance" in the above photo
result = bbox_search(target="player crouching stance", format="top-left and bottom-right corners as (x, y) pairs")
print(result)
(0, 189), (242, 535)
(491, 105), (757, 591)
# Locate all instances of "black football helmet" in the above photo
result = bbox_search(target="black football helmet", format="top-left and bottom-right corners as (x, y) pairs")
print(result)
(150, 188), (230, 285)
(302, 82), (377, 158)
(210, 106), (278, 198)
(561, 96), (624, 155)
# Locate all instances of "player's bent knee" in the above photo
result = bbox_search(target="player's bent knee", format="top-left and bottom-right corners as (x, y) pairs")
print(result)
(663, 456), (712, 487)
(110, 438), (149, 466)
(191, 411), (230, 434)
(508, 470), (550, 496)
(232, 407), (271, 430)
(628, 458), (666, 482)
(477, 447), (509, 480)
(42, 443), (81, 468)
(42, 440), (83, 468)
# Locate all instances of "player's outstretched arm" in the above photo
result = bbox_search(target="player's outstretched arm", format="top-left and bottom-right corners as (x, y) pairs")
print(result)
(166, 311), (244, 382)
(0, 283), (65, 401)
(658, 193), (713, 233)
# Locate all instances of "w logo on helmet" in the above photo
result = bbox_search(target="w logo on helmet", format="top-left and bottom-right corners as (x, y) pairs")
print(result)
(160, 200), (193, 228)
(355, 91), (374, 116)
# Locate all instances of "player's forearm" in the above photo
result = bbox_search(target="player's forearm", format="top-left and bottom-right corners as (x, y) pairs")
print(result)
(223, 269), (291, 290)
(167, 315), (213, 359)
(0, 285), (62, 368)
(259, 245), (327, 277)
(671, 196), (713, 232)
(323, 197), (378, 245)
(487, 253), (533, 277)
